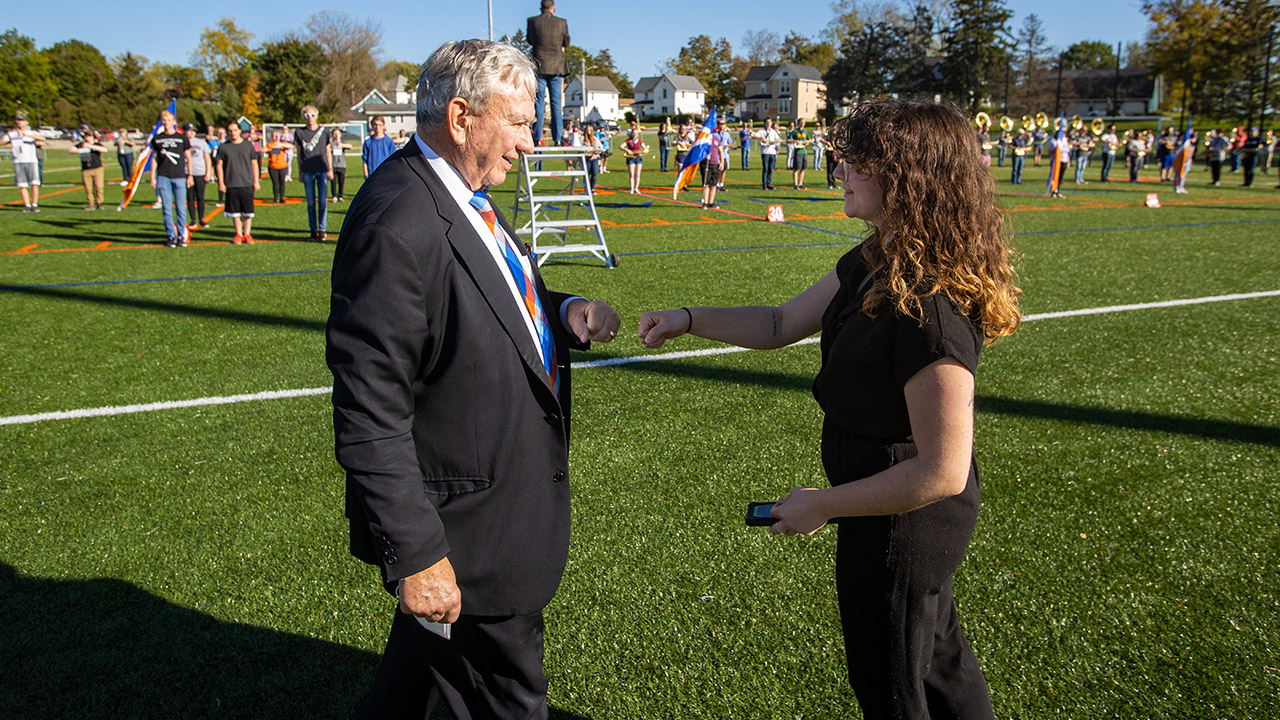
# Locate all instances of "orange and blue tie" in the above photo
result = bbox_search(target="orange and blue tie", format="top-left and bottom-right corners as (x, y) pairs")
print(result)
(469, 191), (559, 394)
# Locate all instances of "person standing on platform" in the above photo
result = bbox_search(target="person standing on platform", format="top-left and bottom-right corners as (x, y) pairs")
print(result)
(527, 0), (569, 146)
(328, 39), (620, 720)
(216, 120), (260, 245)
(149, 110), (192, 247)
(638, 99), (1018, 720)
(71, 130), (109, 210)
(115, 129), (136, 186)
(294, 105), (333, 241)
(185, 123), (213, 231)
(362, 116), (396, 178)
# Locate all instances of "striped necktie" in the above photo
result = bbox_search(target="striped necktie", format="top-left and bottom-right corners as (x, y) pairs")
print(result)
(468, 190), (559, 395)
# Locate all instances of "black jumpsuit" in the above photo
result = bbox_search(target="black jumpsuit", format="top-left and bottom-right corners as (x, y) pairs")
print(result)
(812, 246), (995, 720)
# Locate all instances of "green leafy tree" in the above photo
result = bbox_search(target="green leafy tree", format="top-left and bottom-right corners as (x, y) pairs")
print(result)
(1140, 0), (1236, 117)
(781, 31), (837, 74)
(107, 52), (163, 127)
(1062, 40), (1118, 69)
(670, 34), (740, 110)
(155, 63), (210, 100)
(825, 21), (901, 104)
(591, 49), (632, 97)
(43, 40), (111, 109)
(1217, 0), (1280, 125)
(0, 29), (58, 122)
(192, 17), (255, 95)
(257, 37), (328, 121)
(939, 0), (1014, 113)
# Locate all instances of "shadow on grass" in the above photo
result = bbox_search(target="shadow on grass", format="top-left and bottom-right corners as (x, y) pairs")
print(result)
(0, 285), (324, 333)
(0, 562), (376, 718)
(609, 360), (1280, 447)
(0, 563), (594, 720)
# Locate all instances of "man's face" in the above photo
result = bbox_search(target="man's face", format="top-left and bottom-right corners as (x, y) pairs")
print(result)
(373, 120), (386, 136)
(461, 82), (535, 189)
(17, 118), (28, 130)
(228, 124), (242, 141)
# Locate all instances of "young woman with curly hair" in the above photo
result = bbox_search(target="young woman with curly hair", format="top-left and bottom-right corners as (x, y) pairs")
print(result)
(637, 99), (1020, 719)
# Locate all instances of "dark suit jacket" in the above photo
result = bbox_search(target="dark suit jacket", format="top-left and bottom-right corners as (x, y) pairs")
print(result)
(327, 140), (585, 617)
(526, 11), (570, 77)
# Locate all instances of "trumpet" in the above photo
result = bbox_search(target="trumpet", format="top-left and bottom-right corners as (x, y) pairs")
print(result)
(1090, 118), (1105, 136)
(974, 111), (992, 132)
(1035, 112), (1049, 129)
(1000, 115), (1015, 132)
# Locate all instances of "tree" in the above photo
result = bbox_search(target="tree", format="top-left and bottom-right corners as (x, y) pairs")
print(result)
(154, 64), (210, 100)
(825, 21), (901, 104)
(307, 11), (382, 119)
(1062, 40), (1118, 70)
(939, 0), (1013, 113)
(192, 18), (255, 93)
(43, 40), (111, 108)
(1140, 0), (1232, 117)
(240, 75), (262, 124)
(257, 37), (328, 121)
(107, 52), (161, 127)
(1217, 0), (1280, 125)
(781, 32), (838, 74)
(1014, 13), (1053, 114)
(742, 29), (782, 65)
(669, 35), (738, 110)
(0, 29), (57, 122)
(591, 49), (632, 97)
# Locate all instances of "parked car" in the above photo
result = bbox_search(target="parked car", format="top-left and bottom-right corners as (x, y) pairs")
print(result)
(603, 120), (620, 133)
(723, 114), (739, 124)
(37, 126), (62, 139)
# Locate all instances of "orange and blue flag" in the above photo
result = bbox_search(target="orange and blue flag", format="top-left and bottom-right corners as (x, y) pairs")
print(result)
(673, 108), (717, 198)
(1173, 116), (1193, 193)
(117, 99), (176, 212)
(1045, 114), (1066, 197)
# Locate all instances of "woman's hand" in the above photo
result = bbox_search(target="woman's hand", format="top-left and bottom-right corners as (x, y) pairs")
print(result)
(770, 487), (830, 536)
(637, 309), (691, 349)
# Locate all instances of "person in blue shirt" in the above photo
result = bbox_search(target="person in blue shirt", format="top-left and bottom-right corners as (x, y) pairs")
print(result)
(714, 118), (733, 190)
(362, 116), (397, 178)
(738, 121), (752, 171)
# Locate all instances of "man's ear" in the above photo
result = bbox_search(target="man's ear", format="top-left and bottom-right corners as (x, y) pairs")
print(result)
(446, 98), (471, 146)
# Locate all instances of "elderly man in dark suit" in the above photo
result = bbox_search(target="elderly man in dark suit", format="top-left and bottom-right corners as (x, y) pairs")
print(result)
(526, 0), (570, 146)
(327, 39), (620, 719)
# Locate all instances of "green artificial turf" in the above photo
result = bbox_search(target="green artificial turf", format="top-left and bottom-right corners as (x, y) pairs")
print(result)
(2, 149), (1278, 718)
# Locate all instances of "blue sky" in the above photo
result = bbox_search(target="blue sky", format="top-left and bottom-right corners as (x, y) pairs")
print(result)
(13, 0), (1151, 85)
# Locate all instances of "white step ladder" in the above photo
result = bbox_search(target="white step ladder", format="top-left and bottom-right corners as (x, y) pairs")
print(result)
(511, 146), (618, 269)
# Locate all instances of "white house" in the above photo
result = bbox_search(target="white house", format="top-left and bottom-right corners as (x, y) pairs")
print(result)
(564, 75), (622, 122)
(351, 74), (418, 137)
(633, 74), (707, 120)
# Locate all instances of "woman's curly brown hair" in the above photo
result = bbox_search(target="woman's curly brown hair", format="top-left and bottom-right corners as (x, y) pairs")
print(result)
(827, 100), (1021, 343)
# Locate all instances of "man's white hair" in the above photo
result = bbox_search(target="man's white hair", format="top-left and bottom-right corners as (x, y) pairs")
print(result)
(416, 40), (536, 133)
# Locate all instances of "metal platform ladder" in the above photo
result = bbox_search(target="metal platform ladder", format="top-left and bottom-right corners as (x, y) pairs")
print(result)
(511, 146), (618, 269)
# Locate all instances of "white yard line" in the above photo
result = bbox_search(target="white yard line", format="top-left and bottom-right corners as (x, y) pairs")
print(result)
(4, 290), (1279, 427)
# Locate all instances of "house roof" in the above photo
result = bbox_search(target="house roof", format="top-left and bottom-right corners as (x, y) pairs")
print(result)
(362, 103), (416, 115)
(575, 75), (620, 94)
(744, 63), (823, 83)
(1060, 68), (1158, 101)
(350, 89), (391, 112)
(634, 74), (708, 95)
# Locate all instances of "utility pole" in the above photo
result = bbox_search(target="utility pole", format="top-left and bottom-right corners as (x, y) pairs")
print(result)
(1262, 27), (1274, 129)
(1112, 41), (1122, 116)
(1003, 60), (1010, 116)
(488, 0), (493, 41)
(1179, 35), (1191, 133)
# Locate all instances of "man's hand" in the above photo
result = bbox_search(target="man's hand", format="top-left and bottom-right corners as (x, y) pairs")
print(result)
(566, 299), (620, 343)
(397, 556), (461, 623)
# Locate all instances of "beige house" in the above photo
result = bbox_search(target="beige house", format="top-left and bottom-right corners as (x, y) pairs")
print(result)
(737, 63), (826, 122)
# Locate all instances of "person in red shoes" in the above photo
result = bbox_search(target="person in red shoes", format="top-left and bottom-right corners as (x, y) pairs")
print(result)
(216, 120), (260, 244)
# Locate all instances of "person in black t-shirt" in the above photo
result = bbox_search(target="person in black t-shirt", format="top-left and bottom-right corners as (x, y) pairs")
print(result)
(638, 100), (1022, 720)
(216, 121), (261, 244)
(70, 131), (109, 210)
(149, 110), (193, 247)
(293, 105), (333, 241)
(1240, 127), (1262, 187)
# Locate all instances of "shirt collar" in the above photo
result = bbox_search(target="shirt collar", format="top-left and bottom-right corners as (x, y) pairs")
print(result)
(413, 132), (484, 210)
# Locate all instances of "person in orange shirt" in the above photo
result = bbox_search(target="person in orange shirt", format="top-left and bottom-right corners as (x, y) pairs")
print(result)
(265, 130), (291, 203)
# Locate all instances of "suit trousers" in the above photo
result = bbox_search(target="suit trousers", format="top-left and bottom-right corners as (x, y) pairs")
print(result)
(357, 609), (549, 720)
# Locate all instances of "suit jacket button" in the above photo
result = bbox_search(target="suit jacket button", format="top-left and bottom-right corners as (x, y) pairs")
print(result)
(545, 413), (561, 425)
(552, 471), (565, 483)
(384, 552), (398, 565)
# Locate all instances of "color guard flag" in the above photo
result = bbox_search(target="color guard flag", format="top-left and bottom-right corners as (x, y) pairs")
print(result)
(673, 108), (717, 198)
(1045, 114), (1066, 197)
(1172, 115), (1193, 194)
(117, 99), (176, 212)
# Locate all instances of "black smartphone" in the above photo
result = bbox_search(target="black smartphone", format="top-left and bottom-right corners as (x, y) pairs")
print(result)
(745, 501), (778, 527)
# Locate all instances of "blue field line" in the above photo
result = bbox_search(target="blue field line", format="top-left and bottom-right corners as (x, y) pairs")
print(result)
(4, 215), (1278, 291)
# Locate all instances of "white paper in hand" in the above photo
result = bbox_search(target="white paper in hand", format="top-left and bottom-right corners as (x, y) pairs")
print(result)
(395, 587), (453, 639)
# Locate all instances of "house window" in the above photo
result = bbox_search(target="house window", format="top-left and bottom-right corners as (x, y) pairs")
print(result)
(759, 83), (767, 94)
(781, 100), (791, 114)
(662, 89), (668, 98)
(780, 80), (790, 94)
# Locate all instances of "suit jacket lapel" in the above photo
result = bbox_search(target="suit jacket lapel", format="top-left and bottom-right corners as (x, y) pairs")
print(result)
(403, 147), (557, 398)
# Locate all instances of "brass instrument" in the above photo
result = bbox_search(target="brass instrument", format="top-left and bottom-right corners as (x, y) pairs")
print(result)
(1021, 115), (1034, 131)
(999, 115), (1015, 132)
(974, 111), (992, 132)
(1053, 116), (1067, 131)
(1090, 118), (1105, 136)
(1071, 114), (1083, 131)
(1035, 112), (1049, 129)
